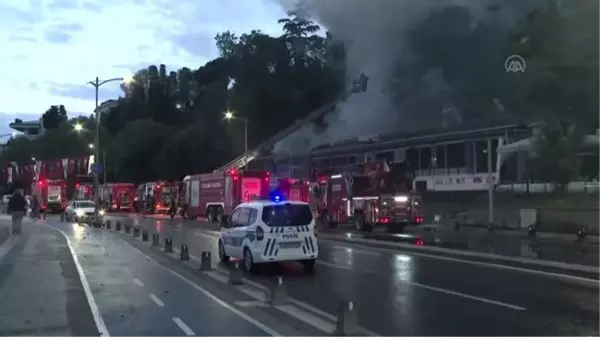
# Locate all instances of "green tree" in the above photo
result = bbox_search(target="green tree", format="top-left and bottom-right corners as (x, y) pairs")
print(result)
(41, 105), (68, 129)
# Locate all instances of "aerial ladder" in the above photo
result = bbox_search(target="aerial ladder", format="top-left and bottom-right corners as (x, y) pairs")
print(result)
(215, 73), (369, 172)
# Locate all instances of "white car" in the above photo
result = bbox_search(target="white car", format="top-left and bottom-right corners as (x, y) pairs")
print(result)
(218, 199), (318, 273)
(65, 200), (105, 222)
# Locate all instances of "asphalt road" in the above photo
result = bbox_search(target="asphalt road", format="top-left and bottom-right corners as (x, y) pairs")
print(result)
(109, 214), (600, 336)
(0, 216), (328, 336)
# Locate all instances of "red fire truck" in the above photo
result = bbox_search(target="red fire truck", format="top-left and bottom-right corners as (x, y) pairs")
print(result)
(102, 183), (136, 211)
(137, 181), (178, 213)
(276, 178), (310, 203)
(181, 169), (270, 222)
(311, 160), (423, 232)
(31, 179), (68, 213)
(73, 175), (95, 200)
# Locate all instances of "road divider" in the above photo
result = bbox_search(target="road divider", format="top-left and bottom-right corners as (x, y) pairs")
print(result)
(229, 262), (244, 285)
(268, 277), (288, 306)
(164, 238), (173, 253)
(142, 229), (148, 241)
(200, 251), (212, 271)
(180, 244), (190, 261)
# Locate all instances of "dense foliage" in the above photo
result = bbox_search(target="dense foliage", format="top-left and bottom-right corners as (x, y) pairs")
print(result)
(1, 3), (597, 189)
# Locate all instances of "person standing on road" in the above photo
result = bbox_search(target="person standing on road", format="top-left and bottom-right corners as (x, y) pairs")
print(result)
(8, 189), (27, 235)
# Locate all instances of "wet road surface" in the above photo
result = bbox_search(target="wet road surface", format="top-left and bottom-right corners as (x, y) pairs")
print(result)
(111, 215), (600, 336)
(1, 216), (329, 336)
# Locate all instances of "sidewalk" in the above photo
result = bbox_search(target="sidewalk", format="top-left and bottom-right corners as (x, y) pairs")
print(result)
(0, 221), (98, 335)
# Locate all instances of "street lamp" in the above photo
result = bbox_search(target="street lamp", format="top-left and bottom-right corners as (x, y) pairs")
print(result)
(224, 111), (248, 168)
(73, 123), (83, 132)
(88, 143), (94, 149)
(88, 76), (132, 205)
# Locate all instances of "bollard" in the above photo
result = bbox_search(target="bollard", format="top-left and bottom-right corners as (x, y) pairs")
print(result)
(180, 244), (190, 261)
(453, 221), (460, 231)
(43, 211), (46, 220)
(133, 226), (140, 237)
(142, 230), (149, 241)
(334, 300), (359, 336)
(267, 276), (288, 305)
(228, 262), (244, 285)
(199, 251), (212, 271)
(527, 225), (536, 237)
(164, 238), (173, 253)
(60, 212), (66, 222)
(487, 223), (494, 232)
(105, 220), (111, 229)
(125, 223), (131, 233)
(116, 220), (122, 231)
(151, 233), (159, 246)
(576, 228), (587, 242)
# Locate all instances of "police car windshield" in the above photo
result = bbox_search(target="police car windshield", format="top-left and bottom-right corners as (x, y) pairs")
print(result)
(77, 201), (95, 208)
(262, 204), (312, 226)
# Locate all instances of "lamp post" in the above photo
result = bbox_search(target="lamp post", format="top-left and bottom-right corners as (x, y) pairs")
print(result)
(224, 111), (248, 168)
(87, 76), (129, 205)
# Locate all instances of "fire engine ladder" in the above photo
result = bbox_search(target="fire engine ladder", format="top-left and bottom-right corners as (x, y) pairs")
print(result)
(215, 73), (369, 172)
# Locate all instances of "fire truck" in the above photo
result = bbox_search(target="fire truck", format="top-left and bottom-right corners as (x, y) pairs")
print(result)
(136, 181), (178, 213)
(31, 179), (68, 213)
(181, 169), (270, 222)
(101, 183), (136, 211)
(311, 160), (423, 232)
(275, 177), (310, 203)
(73, 175), (95, 200)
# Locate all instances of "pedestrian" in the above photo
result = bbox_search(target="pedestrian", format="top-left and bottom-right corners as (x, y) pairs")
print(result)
(8, 189), (27, 235)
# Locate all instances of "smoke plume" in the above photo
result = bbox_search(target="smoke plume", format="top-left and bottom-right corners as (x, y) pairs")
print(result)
(271, 0), (544, 155)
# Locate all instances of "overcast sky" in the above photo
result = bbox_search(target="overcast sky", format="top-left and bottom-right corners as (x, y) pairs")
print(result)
(0, 0), (287, 134)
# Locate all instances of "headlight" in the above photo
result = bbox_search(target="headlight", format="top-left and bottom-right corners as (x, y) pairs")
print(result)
(99, 209), (105, 216)
(76, 209), (84, 217)
(394, 196), (408, 203)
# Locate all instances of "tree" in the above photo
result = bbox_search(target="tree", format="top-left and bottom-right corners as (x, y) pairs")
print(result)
(41, 105), (68, 129)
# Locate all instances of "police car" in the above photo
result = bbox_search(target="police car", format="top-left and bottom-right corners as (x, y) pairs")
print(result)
(218, 197), (318, 273)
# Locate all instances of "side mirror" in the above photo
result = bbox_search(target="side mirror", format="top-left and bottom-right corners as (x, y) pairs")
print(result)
(220, 215), (229, 227)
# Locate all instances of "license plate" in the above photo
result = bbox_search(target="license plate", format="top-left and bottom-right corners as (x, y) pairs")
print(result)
(279, 242), (301, 249)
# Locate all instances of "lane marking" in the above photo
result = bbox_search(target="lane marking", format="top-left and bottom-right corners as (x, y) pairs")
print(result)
(332, 244), (381, 257)
(276, 304), (335, 333)
(43, 224), (110, 337)
(149, 293), (164, 307)
(120, 239), (281, 337)
(236, 300), (269, 308)
(320, 238), (600, 286)
(132, 278), (144, 287)
(412, 282), (526, 310)
(204, 271), (230, 284)
(172, 317), (195, 336)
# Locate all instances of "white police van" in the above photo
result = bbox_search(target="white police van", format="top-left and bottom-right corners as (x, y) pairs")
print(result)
(218, 198), (318, 273)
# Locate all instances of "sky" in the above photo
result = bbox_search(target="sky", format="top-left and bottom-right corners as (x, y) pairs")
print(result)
(0, 0), (288, 135)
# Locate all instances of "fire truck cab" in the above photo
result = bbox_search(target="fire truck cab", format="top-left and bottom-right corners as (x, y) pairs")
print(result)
(137, 181), (178, 213)
(312, 160), (422, 232)
(32, 179), (68, 213)
(73, 175), (95, 201)
(274, 178), (310, 203)
(102, 183), (136, 211)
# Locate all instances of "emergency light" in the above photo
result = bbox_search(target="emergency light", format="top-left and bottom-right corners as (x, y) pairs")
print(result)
(269, 190), (284, 202)
(394, 195), (408, 202)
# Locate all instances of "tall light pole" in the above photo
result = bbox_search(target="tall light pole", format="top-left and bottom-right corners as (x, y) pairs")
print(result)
(87, 76), (127, 205)
(224, 111), (248, 168)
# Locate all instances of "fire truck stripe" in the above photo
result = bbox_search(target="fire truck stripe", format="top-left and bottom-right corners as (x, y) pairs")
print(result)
(263, 239), (272, 256)
(268, 239), (277, 256)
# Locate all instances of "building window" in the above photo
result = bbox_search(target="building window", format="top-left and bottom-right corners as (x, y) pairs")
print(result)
(331, 157), (346, 167)
(446, 142), (466, 172)
(406, 148), (418, 168)
(348, 156), (357, 164)
(376, 151), (394, 163)
(435, 145), (446, 170)
(419, 147), (432, 170)
(474, 139), (498, 173)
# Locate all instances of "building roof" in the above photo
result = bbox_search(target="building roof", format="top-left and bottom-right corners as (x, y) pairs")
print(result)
(9, 120), (41, 132)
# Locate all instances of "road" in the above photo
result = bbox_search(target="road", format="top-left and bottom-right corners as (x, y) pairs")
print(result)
(0, 216), (320, 336)
(107, 214), (599, 336)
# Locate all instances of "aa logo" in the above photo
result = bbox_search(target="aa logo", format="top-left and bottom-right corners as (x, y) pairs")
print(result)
(505, 55), (526, 73)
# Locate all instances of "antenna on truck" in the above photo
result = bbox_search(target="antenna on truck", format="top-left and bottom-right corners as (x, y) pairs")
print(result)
(214, 73), (369, 172)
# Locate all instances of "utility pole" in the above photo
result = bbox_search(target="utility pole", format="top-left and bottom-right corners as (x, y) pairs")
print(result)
(487, 139), (494, 224)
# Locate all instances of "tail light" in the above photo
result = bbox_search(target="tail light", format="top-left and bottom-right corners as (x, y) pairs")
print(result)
(378, 216), (391, 224)
(256, 226), (264, 241)
(415, 238), (424, 246)
(413, 216), (424, 224)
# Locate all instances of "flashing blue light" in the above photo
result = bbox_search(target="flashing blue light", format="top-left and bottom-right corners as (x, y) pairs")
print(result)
(269, 189), (284, 202)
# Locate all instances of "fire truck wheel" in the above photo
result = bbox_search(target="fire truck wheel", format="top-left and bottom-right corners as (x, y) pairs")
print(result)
(355, 217), (364, 231)
(216, 207), (224, 223)
(218, 240), (230, 263)
(243, 248), (256, 273)
(207, 207), (215, 222)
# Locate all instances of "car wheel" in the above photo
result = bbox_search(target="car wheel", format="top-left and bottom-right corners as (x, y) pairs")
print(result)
(243, 248), (255, 274)
(218, 240), (230, 263)
(301, 259), (316, 273)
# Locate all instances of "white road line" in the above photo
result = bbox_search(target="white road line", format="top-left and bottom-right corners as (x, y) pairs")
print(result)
(413, 282), (526, 311)
(320, 238), (600, 286)
(204, 270), (230, 284)
(43, 224), (110, 337)
(149, 294), (165, 307)
(235, 300), (269, 308)
(276, 304), (335, 333)
(172, 317), (195, 336)
(332, 245), (381, 257)
(121, 240), (281, 336)
(132, 278), (144, 287)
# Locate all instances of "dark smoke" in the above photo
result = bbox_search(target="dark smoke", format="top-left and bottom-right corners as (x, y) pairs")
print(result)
(271, 0), (546, 154)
